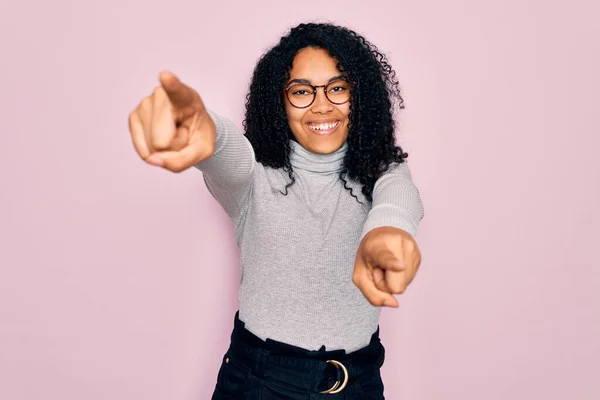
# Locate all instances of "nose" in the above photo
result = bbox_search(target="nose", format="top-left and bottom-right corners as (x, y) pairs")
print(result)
(311, 87), (334, 113)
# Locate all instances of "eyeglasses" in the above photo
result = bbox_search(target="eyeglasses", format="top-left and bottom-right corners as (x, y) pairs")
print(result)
(284, 79), (353, 109)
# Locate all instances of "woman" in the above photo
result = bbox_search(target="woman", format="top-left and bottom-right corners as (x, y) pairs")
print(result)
(129, 22), (424, 399)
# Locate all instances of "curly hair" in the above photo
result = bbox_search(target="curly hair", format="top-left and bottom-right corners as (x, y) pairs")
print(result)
(243, 22), (407, 202)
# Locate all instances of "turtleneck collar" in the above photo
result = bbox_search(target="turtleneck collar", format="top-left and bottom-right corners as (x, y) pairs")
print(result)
(289, 140), (347, 173)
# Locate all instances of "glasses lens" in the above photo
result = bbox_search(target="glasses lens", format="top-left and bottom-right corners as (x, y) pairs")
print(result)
(287, 84), (315, 108)
(325, 80), (351, 104)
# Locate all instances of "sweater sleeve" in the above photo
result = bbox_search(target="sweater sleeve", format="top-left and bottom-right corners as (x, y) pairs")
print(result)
(194, 110), (256, 223)
(361, 162), (425, 240)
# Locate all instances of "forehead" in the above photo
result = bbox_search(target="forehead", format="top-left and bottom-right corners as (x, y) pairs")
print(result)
(289, 47), (342, 82)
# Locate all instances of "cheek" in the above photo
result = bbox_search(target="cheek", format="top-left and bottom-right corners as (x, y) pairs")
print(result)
(287, 109), (307, 127)
(284, 102), (303, 124)
(342, 104), (351, 119)
(333, 102), (351, 121)
(338, 105), (351, 128)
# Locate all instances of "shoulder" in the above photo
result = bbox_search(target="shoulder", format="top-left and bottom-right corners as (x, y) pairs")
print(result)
(379, 161), (413, 180)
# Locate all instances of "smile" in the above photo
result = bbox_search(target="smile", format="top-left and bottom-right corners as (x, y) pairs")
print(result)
(306, 121), (341, 135)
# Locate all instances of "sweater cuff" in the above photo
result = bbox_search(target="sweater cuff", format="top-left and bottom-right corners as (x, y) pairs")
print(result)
(360, 204), (420, 241)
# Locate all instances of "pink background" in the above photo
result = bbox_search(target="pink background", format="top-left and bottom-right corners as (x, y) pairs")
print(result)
(1, 0), (599, 399)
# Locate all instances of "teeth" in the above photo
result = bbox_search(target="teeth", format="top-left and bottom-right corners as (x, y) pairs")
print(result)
(309, 122), (339, 131)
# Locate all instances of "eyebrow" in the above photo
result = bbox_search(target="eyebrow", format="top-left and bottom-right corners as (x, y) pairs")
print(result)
(286, 75), (346, 87)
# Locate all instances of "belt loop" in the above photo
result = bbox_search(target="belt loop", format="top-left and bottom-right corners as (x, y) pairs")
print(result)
(252, 347), (268, 379)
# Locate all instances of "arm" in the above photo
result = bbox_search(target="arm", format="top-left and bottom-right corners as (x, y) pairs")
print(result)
(353, 162), (425, 307)
(129, 72), (255, 224)
(194, 110), (256, 222)
(361, 162), (424, 240)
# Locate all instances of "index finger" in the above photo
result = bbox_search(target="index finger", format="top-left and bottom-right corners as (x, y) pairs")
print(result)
(159, 71), (197, 109)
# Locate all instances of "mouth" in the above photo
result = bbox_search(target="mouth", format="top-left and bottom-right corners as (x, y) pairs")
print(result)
(305, 120), (341, 136)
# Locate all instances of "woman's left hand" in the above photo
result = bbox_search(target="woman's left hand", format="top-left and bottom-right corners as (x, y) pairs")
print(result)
(352, 227), (422, 308)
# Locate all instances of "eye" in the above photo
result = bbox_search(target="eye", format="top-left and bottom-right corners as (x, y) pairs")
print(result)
(287, 84), (314, 96)
(329, 86), (347, 93)
(327, 80), (350, 93)
(292, 89), (311, 96)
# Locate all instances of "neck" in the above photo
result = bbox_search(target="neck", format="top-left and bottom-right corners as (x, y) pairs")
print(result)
(289, 141), (347, 173)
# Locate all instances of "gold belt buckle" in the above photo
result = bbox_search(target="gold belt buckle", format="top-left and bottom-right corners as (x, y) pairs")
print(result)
(320, 360), (349, 394)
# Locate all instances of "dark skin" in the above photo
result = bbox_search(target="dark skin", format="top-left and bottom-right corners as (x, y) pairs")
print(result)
(282, 48), (422, 307)
(353, 226), (422, 308)
(129, 70), (422, 307)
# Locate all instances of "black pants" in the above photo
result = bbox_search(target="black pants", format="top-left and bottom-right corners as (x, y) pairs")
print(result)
(212, 312), (385, 399)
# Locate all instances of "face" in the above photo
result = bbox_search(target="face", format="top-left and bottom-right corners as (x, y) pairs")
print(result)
(284, 47), (351, 154)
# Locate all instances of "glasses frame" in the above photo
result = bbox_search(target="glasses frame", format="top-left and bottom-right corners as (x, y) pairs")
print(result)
(284, 79), (355, 109)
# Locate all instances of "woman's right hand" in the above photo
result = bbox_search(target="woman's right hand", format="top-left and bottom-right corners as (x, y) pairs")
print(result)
(128, 71), (216, 172)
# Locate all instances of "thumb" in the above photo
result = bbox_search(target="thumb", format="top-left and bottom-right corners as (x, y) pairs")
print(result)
(159, 71), (197, 109)
(372, 249), (406, 272)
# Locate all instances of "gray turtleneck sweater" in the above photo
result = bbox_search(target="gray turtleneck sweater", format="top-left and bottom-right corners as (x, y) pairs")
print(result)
(196, 111), (424, 352)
